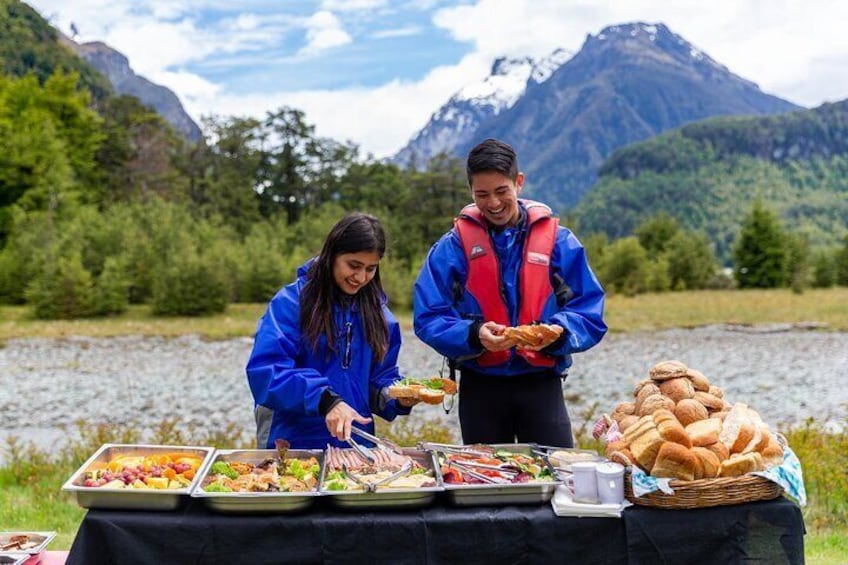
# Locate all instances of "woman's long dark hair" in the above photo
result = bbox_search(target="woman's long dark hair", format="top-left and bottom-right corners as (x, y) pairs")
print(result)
(300, 212), (389, 362)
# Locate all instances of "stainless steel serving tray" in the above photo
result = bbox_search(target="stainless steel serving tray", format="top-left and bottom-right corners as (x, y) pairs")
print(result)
(0, 531), (55, 555)
(539, 446), (604, 474)
(62, 443), (215, 511)
(0, 553), (29, 565)
(433, 443), (561, 506)
(191, 449), (323, 514)
(319, 448), (442, 509)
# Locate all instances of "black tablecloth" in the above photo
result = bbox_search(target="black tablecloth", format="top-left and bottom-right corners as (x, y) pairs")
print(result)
(66, 496), (804, 565)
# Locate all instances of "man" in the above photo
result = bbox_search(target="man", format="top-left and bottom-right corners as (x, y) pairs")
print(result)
(413, 138), (607, 446)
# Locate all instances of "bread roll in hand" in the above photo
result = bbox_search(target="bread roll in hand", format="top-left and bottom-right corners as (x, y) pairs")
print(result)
(387, 377), (457, 405)
(502, 323), (563, 349)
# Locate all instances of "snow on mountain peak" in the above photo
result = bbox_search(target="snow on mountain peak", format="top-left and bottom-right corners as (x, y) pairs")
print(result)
(455, 48), (572, 111)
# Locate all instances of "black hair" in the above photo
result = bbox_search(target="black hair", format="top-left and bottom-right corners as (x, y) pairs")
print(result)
(466, 138), (519, 186)
(300, 212), (389, 361)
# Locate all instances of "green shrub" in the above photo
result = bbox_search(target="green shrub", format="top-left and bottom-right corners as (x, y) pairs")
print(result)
(151, 245), (228, 316)
(811, 250), (837, 288)
(92, 256), (129, 315)
(597, 237), (650, 296)
(25, 251), (95, 319)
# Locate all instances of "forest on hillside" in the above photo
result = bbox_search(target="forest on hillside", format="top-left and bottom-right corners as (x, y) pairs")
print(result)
(1, 0), (847, 318)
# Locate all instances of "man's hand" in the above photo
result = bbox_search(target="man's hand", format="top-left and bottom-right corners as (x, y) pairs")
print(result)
(478, 321), (516, 352)
(325, 402), (372, 441)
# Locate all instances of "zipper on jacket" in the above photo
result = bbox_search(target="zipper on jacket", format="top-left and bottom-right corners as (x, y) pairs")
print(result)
(341, 302), (353, 369)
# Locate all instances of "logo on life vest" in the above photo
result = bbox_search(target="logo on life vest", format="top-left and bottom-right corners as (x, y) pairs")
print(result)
(527, 252), (550, 266)
(469, 245), (486, 259)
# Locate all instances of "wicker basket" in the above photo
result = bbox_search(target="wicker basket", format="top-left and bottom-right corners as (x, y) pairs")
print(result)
(624, 469), (782, 509)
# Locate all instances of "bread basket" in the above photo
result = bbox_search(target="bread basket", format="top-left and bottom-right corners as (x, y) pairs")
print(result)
(623, 468), (782, 509)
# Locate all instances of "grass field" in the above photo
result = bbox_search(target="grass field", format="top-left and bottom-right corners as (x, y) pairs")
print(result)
(2, 287), (847, 560)
(2, 287), (848, 341)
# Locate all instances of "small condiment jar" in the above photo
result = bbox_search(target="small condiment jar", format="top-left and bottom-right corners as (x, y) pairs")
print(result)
(595, 462), (625, 505)
(571, 461), (600, 503)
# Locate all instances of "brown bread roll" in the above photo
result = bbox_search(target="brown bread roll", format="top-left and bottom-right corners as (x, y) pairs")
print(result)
(685, 368), (711, 392)
(693, 391), (725, 412)
(659, 377), (695, 403)
(674, 398), (709, 427)
(708, 385), (724, 398)
(703, 440), (730, 462)
(619, 415), (639, 432)
(685, 418), (722, 447)
(711, 410), (729, 422)
(612, 401), (636, 421)
(609, 449), (636, 467)
(761, 436), (784, 468)
(651, 442), (699, 481)
(633, 378), (654, 396)
(653, 409), (692, 448)
(635, 383), (661, 412)
(624, 415), (664, 471)
(719, 452), (763, 477)
(649, 360), (688, 381)
(691, 446), (721, 478)
(637, 394), (676, 417)
(604, 439), (629, 459)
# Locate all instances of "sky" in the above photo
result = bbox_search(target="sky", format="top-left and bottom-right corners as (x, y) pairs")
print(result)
(26, 0), (848, 158)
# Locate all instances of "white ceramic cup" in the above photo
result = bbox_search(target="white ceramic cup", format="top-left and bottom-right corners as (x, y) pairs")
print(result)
(595, 461), (625, 505)
(571, 461), (600, 503)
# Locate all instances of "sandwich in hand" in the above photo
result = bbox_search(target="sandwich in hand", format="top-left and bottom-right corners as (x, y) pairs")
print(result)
(388, 377), (457, 405)
(502, 323), (563, 349)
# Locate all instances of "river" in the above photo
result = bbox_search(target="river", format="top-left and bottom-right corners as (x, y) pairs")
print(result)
(1, 325), (846, 462)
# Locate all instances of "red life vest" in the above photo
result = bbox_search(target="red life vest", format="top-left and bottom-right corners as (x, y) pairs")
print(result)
(455, 200), (558, 368)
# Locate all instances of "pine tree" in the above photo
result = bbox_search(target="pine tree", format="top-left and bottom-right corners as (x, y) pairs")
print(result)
(733, 201), (788, 288)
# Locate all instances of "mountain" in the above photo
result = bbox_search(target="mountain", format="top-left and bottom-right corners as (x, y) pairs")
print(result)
(0, 0), (112, 100)
(400, 22), (801, 210)
(574, 100), (848, 260)
(392, 48), (571, 169)
(64, 39), (202, 143)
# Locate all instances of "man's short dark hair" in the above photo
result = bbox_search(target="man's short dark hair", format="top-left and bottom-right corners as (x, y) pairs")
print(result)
(466, 138), (519, 186)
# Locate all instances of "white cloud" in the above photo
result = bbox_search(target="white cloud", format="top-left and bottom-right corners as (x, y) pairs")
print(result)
(25, 0), (848, 158)
(371, 26), (421, 39)
(190, 53), (490, 157)
(297, 10), (352, 57)
(320, 0), (388, 11)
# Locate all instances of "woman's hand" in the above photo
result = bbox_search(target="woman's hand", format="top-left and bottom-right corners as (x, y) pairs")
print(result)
(325, 401), (372, 441)
(479, 321), (516, 352)
(397, 397), (421, 408)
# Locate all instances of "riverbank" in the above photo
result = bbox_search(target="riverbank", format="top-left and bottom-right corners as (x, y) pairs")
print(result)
(2, 287), (848, 340)
(2, 326), (846, 459)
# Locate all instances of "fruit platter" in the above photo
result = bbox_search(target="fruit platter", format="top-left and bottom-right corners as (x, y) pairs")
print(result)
(425, 443), (560, 506)
(191, 442), (323, 514)
(62, 444), (214, 510)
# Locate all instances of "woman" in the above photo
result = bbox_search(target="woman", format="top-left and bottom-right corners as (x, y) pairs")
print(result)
(246, 212), (417, 449)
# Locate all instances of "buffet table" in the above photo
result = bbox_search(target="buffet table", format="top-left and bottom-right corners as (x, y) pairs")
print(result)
(65, 496), (804, 565)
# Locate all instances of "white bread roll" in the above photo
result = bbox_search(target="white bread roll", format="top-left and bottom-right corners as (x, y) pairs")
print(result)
(719, 403), (756, 453)
(685, 418), (722, 447)
(651, 442), (699, 481)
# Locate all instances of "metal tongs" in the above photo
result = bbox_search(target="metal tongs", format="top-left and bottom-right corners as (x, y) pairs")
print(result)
(341, 463), (373, 491)
(446, 460), (510, 484)
(367, 460), (414, 492)
(351, 427), (404, 454)
(420, 442), (493, 459)
(346, 434), (377, 464)
(342, 460), (413, 492)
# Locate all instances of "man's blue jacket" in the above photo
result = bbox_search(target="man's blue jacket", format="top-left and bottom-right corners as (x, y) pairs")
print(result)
(414, 204), (607, 376)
